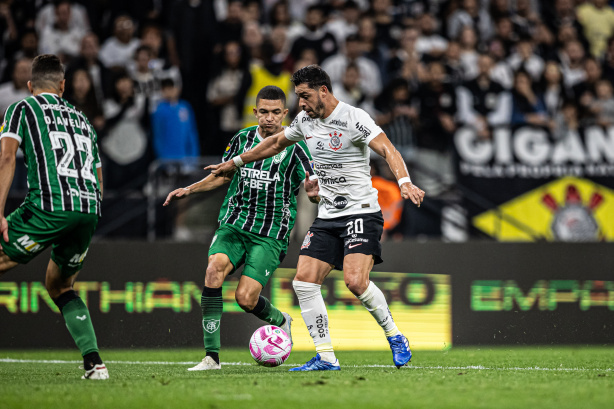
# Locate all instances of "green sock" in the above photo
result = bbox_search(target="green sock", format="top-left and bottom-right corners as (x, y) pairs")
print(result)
(201, 287), (223, 354)
(250, 296), (284, 326)
(61, 298), (99, 356)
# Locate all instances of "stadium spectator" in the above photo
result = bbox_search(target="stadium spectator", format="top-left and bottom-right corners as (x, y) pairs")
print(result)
(152, 78), (200, 162)
(333, 63), (374, 115)
(325, 0), (360, 46)
(457, 54), (511, 139)
(572, 58), (603, 122)
(242, 20), (265, 63)
(357, 14), (388, 82)
(0, 58), (30, 116)
(35, 0), (89, 35)
(415, 14), (448, 61)
(511, 70), (550, 128)
(458, 26), (480, 80)
(538, 61), (571, 121)
(374, 78), (415, 156)
(128, 45), (182, 112)
(576, 0), (614, 58)
(507, 37), (544, 82)
(218, 0), (244, 44)
(63, 68), (105, 132)
(559, 40), (587, 88)
(447, 0), (493, 43)
(387, 26), (420, 81)
(99, 15), (140, 69)
(443, 41), (465, 86)
(289, 5), (338, 65)
(590, 79), (614, 127)
(510, 0), (540, 37)
(207, 41), (252, 144)
(268, 0), (292, 28)
(602, 36), (614, 85)
(322, 34), (382, 99)
(38, 0), (85, 61)
(65, 33), (111, 106)
(492, 16), (517, 57)
(242, 41), (292, 127)
(101, 71), (150, 189)
(553, 100), (580, 138)
(370, 0), (398, 49)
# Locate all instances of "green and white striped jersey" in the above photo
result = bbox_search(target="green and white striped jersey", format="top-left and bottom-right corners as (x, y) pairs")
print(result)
(219, 126), (312, 242)
(0, 93), (102, 215)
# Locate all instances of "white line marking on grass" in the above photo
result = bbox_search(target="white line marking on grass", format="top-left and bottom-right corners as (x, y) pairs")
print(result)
(1, 358), (612, 372)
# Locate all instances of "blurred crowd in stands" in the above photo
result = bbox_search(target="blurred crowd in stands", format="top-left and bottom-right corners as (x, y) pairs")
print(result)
(2, 0), (614, 238)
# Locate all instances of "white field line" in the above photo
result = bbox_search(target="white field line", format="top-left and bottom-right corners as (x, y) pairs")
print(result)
(0, 358), (612, 372)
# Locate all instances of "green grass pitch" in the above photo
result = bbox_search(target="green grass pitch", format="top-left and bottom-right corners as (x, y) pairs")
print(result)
(1, 347), (613, 409)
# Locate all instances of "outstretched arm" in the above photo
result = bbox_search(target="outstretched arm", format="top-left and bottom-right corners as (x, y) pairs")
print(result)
(0, 137), (18, 246)
(163, 173), (232, 206)
(368, 132), (425, 207)
(205, 130), (296, 176)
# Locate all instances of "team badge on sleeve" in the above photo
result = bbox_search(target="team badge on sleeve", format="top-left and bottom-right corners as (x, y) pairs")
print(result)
(0, 120), (5, 134)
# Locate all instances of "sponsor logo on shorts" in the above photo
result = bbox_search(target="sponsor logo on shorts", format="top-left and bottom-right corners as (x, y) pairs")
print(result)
(345, 237), (370, 245)
(68, 249), (89, 267)
(13, 235), (42, 254)
(203, 319), (220, 334)
(265, 270), (271, 276)
(76, 315), (87, 321)
(348, 243), (362, 249)
(301, 231), (314, 249)
(329, 131), (343, 151)
(333, 196), (348, 209)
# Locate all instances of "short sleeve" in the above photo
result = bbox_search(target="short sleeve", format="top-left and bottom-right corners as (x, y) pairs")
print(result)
(0, 102), (25, 145)
(294, 141), (313, 179)
(349, 108), (383, 146)
(284, 113), (305, 141)
(222, 132), (242, 161)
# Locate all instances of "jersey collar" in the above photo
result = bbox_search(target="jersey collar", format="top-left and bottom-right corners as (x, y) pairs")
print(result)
(321, 100), (345, 124)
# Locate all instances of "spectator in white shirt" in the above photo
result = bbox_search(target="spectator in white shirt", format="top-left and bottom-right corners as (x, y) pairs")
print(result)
(507, 37), (544, 82)
(99, 15), (140, 69)
(416, 13), (448, 60)
(322, 34), (382, 98)
(38, 0), (85, 61)
(0, 58), (31, 117)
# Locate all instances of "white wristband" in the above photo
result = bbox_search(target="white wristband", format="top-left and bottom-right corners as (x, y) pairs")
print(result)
(398, 177), (411, 187)
(232, 155), (244, 168)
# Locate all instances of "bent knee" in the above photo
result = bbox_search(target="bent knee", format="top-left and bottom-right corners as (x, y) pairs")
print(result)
(344, 275), (369, 296)
(235, 290), (258, 311)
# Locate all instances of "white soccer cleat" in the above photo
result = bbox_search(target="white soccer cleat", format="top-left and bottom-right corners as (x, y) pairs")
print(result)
(188, 356), (221, 371)
(281, 312), (293, 346)
(82, 364), (109, 380)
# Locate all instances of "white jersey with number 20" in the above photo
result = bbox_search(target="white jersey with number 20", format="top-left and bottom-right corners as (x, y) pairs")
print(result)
(285, 100), (383, 219)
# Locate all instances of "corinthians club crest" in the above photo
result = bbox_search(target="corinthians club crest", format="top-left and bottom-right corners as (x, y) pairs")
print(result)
(542, 184), (604, 241)
(329, 131), (343, 151)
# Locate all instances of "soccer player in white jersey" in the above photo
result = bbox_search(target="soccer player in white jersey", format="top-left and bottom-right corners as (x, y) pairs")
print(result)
(208, 65), (425, 370)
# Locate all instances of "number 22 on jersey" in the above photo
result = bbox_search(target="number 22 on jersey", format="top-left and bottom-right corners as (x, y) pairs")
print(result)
(49, 131), (96, 183)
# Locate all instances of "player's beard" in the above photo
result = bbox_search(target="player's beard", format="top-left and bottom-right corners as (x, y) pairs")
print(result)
(314, 95), (326, 119)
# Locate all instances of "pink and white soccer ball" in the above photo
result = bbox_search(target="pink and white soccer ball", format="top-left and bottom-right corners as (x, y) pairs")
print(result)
(249, 325), (292, 367)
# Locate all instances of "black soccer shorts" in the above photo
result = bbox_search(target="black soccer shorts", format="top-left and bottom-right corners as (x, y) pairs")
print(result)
(299, 211), (384, 271)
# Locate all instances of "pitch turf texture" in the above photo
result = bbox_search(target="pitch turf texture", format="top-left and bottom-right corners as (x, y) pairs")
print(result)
(1, 347), (613, 409)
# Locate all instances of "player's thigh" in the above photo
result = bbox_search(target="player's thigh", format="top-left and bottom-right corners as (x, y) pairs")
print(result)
(207, 225), (248, 277)
(235, 275), (264, 310)
(1, 204), (57, 267)
(51, 212), (99, 278)
(341, 211), (384, 266)
(342, 253), (375, 296)
(242, 234), (286, 288)
(45, 258), (81, 299)
(295, 255), (334, 284)
(298, 218), (345, 272)
(0, 250), (19, 275)
(204, 253), (235, 287)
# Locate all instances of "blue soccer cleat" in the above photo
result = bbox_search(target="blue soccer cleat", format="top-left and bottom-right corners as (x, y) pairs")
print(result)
(388, 334), (412, 368)
(289, 354), (341, 371)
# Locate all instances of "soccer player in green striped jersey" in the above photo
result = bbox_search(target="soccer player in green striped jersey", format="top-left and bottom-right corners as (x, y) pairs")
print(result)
(164, 86), (313, 370)
(0, 55), (108, 380)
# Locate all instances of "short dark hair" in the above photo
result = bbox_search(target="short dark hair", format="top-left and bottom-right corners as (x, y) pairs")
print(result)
(31, 54), (64, 90)
(160, 78), (175, 89)
(291, 65), (333, 93)
(256, 85), (287, 106)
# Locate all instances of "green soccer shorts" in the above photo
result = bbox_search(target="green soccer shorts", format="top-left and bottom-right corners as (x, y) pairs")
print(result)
(2, 202), (99, 277)
(208, 223), (287, 287)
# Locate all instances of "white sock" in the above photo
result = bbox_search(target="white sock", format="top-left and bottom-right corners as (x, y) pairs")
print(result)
(292, 280), (337, 363)
(357, 281), (400, 337)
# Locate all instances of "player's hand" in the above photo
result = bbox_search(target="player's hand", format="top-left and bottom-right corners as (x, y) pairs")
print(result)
(205, 160), (236, 177)
(304, 173), (320, 199)
(0, 216), (8, 250)
(401, 182), (425, 207)
(163, 188), (192, 206)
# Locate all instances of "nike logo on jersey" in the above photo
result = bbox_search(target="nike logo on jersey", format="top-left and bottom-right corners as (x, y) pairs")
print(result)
(305, 136), (313, 139)
(76, 315), (87, 321)
(348, 243), (362, 249)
